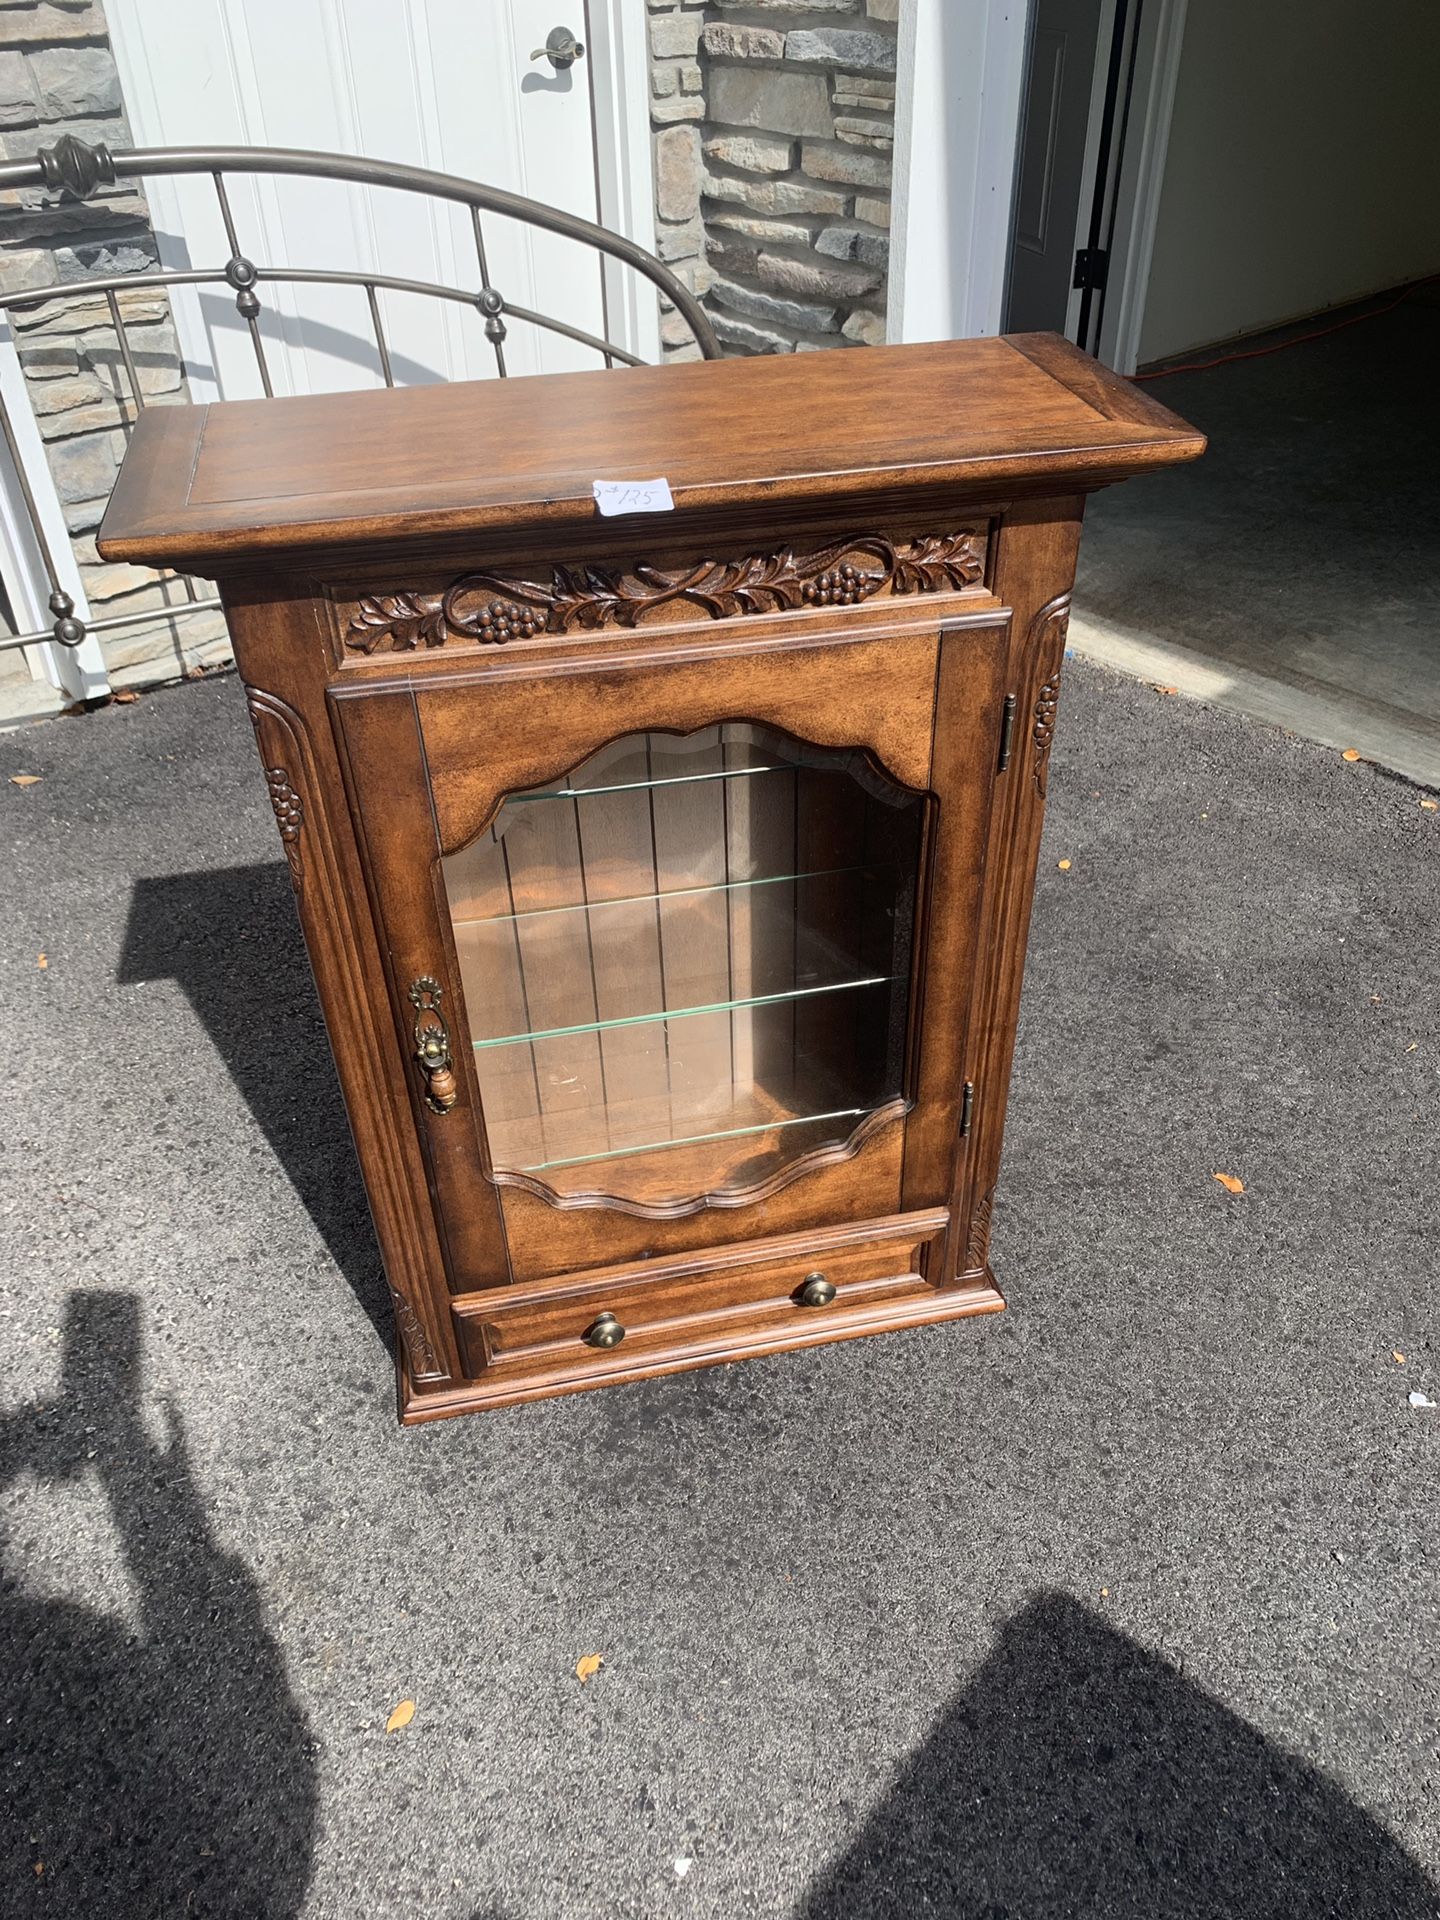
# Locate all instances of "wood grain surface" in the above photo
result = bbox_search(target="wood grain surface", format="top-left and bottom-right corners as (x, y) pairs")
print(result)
(98, 334), (1204, 571)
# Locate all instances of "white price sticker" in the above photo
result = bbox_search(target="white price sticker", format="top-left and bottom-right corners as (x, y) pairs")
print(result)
(592, 477), (675, 518)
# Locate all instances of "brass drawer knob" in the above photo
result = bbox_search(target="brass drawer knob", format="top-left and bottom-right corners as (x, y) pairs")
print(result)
(799, 1273), (836, 1308)
(583, 1311), (625, 1350)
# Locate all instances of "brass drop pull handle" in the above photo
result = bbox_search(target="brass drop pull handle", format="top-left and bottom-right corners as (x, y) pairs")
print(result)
(799, 1273), (836, 1308)
(409, 976), (457, 1114)
(583, 1312), (625, 1350)
(531, 26), (584, 69)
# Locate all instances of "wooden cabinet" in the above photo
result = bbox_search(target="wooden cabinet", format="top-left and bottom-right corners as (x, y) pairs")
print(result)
(100, 334), (1202, 1422)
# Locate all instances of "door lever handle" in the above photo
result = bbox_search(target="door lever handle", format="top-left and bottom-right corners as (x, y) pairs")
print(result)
(531, 27), (584, 69)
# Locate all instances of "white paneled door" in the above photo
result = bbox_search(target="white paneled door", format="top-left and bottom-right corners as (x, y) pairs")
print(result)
(105, 0), (654, 400)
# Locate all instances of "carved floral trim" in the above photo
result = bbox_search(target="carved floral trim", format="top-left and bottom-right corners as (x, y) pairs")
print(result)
(344, 528), (987, 653)
(391, 1287), (443, 1381)
(246, 691), (306, 885)
(1027, 595), (1070, 800)
(964, 1186), (995, 1273)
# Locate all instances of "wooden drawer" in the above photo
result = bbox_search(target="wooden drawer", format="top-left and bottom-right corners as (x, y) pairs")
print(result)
(445, 1209), (1003, 1408)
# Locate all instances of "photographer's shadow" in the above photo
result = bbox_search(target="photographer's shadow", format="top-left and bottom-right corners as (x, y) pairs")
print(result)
(0, 1292), (317, 1916)
(120, 861), (390, 1351)
(800, 1590), (1439, 1918)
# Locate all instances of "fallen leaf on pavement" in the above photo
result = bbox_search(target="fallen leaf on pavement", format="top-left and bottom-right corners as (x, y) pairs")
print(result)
(1151, 684), (1179, 695)
(9, 773), (41, 787)
(1213, 1172), (1245, 1194)
(36, 953), (47, 970)
(575, 1654), (603, 1684)
(1057, 858), (1072, 872)
(112, 689), (138, 704)
(1341, 748), (1361, 762)
(1393, 1351), (1406, 1365)
(385, 1699), (415, 1733)
(1421, 799), (1438, 812)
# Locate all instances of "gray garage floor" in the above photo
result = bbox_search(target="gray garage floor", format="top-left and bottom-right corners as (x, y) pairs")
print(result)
(1075, 289), (1440, 789)
(1, 663), (1437, 1918)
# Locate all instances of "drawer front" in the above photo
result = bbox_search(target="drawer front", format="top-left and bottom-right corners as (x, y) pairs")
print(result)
(452, 1209), (983, 1393)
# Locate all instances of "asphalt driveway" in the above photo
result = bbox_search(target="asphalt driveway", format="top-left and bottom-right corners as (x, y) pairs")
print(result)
(1, 660), (1436, 1917)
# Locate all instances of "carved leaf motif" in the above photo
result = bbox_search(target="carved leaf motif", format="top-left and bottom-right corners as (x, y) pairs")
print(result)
(892, 531), (987, 595)
(346, 592), (449, 653)
(964, 1187), (995, 1272)
(344, 527), (988, 653)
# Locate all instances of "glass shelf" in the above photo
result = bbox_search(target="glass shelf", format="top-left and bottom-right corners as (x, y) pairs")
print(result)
(451, 861), (894, 929)
(473, 971), (901, 1050)
(440, 722), (925, 1206)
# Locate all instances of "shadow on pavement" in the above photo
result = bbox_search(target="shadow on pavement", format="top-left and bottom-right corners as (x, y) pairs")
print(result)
(0, 1292), (318, 1916)
(120, 862), (391, 1352)
(798, 1591), (1438, 1919)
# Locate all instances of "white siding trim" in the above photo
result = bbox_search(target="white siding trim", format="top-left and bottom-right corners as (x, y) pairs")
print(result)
(890, 0), (1031, 343)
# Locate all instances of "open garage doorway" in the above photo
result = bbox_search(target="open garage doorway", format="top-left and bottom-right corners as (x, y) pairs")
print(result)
(1002, 0), (1440, 786)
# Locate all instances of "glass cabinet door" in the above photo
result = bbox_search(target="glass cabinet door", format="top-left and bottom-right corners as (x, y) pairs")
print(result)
(440, 724), (926, 1212)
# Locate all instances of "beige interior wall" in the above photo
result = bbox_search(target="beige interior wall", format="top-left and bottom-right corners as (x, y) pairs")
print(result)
(1138, 0), (1440, 363)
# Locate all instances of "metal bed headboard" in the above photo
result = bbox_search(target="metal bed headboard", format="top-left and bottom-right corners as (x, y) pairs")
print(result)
(0, 134), (720, 664)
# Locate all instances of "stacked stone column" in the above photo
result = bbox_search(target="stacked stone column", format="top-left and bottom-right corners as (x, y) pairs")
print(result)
(649, 0), (898, 358)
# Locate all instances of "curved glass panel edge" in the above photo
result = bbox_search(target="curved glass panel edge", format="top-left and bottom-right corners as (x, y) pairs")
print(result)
(440, 722), (925, 1210)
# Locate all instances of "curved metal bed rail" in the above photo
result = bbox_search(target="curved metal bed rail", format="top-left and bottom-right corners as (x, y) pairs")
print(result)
(0, 135), (720, 663)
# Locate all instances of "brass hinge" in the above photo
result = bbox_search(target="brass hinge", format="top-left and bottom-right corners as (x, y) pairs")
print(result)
(959, 1080), (975, 1137)
(998, 693), (1016, 771)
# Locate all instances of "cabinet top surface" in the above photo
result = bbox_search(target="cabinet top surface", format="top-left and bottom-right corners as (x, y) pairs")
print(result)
(99, 332), (1203, 571)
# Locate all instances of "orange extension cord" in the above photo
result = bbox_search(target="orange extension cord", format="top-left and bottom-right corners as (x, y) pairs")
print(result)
(1130, 274), (1439, 381)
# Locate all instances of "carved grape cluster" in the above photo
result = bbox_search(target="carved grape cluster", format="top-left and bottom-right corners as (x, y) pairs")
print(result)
(471, 599), (543, 642)
(801, 563), (871, 607)
(263, 766), (302, 841)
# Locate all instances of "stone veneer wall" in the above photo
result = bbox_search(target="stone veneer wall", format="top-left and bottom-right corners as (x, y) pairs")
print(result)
(0, 0), (224, 696)
(648, 0), (899, 359)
